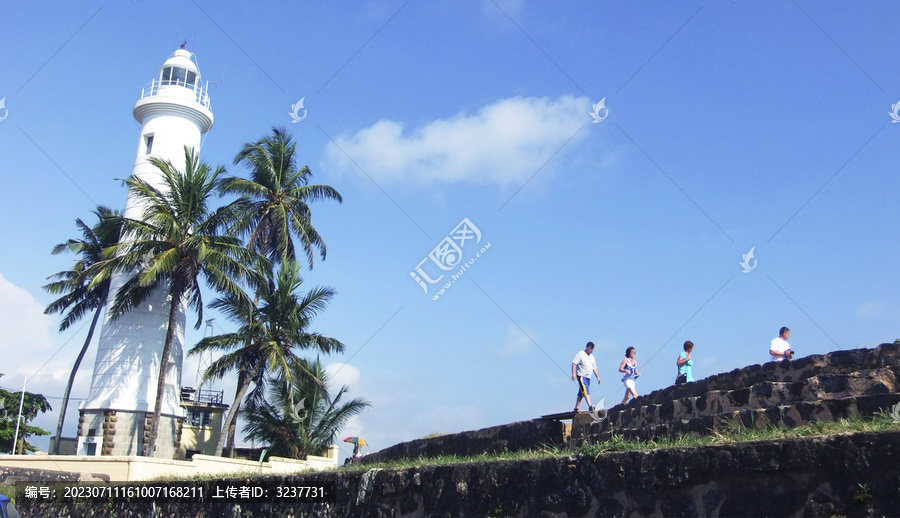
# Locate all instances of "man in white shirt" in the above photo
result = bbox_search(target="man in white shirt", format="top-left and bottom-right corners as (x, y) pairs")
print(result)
(770, 327), (793, 361)
(572, 342), (601, 412)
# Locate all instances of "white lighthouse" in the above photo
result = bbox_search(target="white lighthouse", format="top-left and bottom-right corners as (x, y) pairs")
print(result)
(78, 49), (213, 459)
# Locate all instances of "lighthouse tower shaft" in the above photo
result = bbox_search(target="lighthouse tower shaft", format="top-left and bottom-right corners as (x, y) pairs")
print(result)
(78, 50), (213, 459)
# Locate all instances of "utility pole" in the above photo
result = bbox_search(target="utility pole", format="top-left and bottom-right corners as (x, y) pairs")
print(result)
(12, 375), (26, 455)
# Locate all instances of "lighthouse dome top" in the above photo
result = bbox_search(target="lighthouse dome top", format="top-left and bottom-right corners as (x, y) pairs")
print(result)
(133, 48), (214, 133)
(160, 49), (201, 76)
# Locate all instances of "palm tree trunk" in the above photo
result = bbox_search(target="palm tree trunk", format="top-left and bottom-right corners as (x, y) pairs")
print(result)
(52, 304), (103, 455)
(224, 407), (238, 458)
(223, 294), (259, 458)
(214, 363), (259, 457)
(144, 289), (181, 457)
(223, 366), (247, 458)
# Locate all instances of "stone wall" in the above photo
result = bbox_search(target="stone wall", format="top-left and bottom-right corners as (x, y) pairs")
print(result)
(357, 419), (568, 466)
(356, 344), (900, 463)
(573, 342), (900, 445)
(78, 409), (183, 458)
(16, 430), (900, 517)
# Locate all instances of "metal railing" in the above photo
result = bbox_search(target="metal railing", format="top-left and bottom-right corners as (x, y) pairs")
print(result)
(140, 78), (211, 109)
(181, 387), (224, 405)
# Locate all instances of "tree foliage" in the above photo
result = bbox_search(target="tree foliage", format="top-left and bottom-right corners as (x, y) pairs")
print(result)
(95, 147), (263, 456)
(190, 259), (344, 456)
(43, 206), (123, 454)
(224, 126), (342, 266)
(241, 358), (369, 459)
(0, 374), (52, 453)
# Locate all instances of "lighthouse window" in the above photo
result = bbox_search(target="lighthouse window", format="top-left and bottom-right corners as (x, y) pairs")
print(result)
(161, 67), (194, 87)
(144, 135), (154, 155)
(174, 67), (188, 85)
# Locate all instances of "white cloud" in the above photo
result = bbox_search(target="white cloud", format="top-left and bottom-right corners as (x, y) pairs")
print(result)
(324, 95), (591, 186)
(0, 272), (103, 448)
(499, 325), (537, 356)
(322, 362), (369, 458)
(339, 414), (364, 437)
(856, 300), (887, 320)
(325, 361), (361, 390)
(0, 272), (65, 378)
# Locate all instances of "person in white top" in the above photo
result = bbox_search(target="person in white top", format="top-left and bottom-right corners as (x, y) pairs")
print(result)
(769, 327), (794, 361)
(572, 342), (601, 412)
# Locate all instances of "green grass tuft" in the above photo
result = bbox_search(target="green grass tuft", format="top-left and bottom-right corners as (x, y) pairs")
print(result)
(0, 484), (15, 501)
(87, 411), (898, 481)
(342, 411), (900, 472)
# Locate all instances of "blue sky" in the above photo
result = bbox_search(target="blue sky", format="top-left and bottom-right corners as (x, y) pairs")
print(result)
(1, 1), (899, 459)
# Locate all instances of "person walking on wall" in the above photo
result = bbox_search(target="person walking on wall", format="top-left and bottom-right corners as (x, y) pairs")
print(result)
(620, 346), (640, 405)
(676, 341), (694, 384)
(572, 341), (601, 412)
(770, 327), (794, 361)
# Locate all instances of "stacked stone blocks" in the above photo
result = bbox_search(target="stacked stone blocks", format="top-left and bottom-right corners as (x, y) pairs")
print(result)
(573, 343), (900, 445)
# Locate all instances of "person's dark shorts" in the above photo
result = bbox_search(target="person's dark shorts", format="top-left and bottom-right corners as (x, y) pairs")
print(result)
(576, 376), (590, 397)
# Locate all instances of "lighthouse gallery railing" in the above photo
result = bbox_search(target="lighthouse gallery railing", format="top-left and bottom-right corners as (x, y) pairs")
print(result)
(140, 78), (211, 109)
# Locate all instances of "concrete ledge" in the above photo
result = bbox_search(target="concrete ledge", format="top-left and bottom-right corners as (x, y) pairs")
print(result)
(0, 445), (339, 482)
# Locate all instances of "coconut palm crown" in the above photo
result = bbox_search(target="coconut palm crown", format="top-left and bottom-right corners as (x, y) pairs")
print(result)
(224, 126), (342, 266)
(94, 147), (265, 456)
(190, 259), (343, 457)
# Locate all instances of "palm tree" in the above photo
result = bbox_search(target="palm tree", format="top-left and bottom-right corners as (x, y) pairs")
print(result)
(190, 259), (344, 457)
(225, 126), (342, 266)
(95, 147), (263, 457)
(220, 127), (341, 454)
(42, 206), (123, 454)
(241, 358), (369, 459)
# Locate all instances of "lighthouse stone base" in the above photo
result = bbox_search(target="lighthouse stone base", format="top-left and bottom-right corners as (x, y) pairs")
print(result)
(77, 409), (185, 460)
